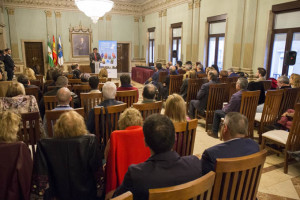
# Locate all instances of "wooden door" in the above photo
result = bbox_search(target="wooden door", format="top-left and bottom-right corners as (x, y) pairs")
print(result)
(117, 43), (129, 72)
(24, 42), (44, 75)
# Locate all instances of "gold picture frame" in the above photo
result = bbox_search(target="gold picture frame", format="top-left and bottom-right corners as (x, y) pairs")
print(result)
(69, 23), (92, 58)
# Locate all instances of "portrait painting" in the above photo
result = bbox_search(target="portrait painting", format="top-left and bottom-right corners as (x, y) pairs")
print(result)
(71, 33), (90, 57)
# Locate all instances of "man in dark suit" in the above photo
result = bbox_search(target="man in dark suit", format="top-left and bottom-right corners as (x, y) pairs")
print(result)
(89, 48), (101, 73)
(202, 112), (260, 175)
(145, 63), (163, 86)
(17, 74), (42, 100)
(208, 78), (248, 138)
(113, 114), (202, 200)
(188, 70), (218, 118)
(3, 48), (15, 81)
(277, 75), (291, 89)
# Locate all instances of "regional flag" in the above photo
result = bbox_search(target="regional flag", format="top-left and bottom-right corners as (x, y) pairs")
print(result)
(47, 36), (54, 68)
(52, 35), (58, 66)
(58, 35), (64, 66)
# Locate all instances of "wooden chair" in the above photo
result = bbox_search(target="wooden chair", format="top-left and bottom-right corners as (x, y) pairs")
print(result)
(149, 171), (215, 200)
(197, 73), (207, 78)
(278, 88), (300, 117)
(228, 82), (237, 101)
(36, 75), (43, 84)
(90, 73), (98, 77)
(45, 108), (85, 137)
(239, 91), (260, 138)
(116, 90), (138, 108)
(169, 75), (183, 95)
(30, 79), (43, 91)
(45, 80), (54, 86)
(158, 71), (168, 83)
(262, 103), (300, 173)
(228, 76), (239, 83)
(173, 119), (198, 156)
(186, 78), (208, 110)
(132, 101), (163, 120)
(80, 92), (103, 118)
(44, 96), (74, 111)
(219, 77), (228, 83)
(255, 90), (284, 143)
(73, 85), (91, 96)
(261, 80), (272, 91)
(18, 112), (41, 160)
(199, 84), (226, 131)
(111, 191), (133, 200)
(178, 69), (186, 75)
(94, 103), (127, 145)
(68, 79), (82, 86)
(47, 85), (72, 92)
(25, 87), (39, 101)
(99, 82), (119, 91)
(211, 150), (267, 200)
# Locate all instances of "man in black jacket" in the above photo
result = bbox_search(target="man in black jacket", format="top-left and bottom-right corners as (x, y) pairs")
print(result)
(3, 48), (15, 81)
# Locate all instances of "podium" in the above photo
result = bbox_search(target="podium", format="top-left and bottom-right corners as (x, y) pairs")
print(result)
(94, 62), (118, 78)
(94, 62), (101, 74)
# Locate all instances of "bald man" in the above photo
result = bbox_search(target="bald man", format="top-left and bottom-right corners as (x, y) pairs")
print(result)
(142, 84), (157, 103)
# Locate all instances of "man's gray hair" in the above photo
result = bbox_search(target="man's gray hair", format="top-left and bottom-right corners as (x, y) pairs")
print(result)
(224, 112), (248, 136)
(237, 78), (248, 90)
(102, 81), (117, 100)
(55, 76), (68, 87)
(228, 68), (235, 73)
(170, 66), (176, 72)
(278, 75), (289, 84)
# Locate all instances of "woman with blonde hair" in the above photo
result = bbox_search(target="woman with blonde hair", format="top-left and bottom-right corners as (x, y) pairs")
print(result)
(0, 111), (33, 200)
(165, 93), (188, 122)
(290, 73), (300, 88)
(98, 67), (108, 79)
(32, 110), (103, 199)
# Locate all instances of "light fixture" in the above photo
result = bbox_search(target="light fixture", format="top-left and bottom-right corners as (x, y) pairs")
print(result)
(75, 0), (114, 23)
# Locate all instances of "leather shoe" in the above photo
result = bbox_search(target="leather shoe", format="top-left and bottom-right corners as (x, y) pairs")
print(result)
(207, 130), (218, 139)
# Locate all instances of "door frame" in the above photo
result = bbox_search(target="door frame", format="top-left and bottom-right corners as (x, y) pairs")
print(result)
(21, 40), (47, 76)
(117, 41), (131, 72)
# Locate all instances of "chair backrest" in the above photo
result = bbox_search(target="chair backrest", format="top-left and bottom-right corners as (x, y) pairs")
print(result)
(149, 171), (215, 200)
(47, 85), (72, 92)
(159, 71), (168, 83)
(132, 101), (163, 120)
(205, 84), (226, 125)
(116, 90), (138, 108)
(111, 192), (133, 200)
(212, 150), (267, 200)
(94, 103), (127, 145)
(278, 88), (300, 117)
(44, 96), (74, 111)
(18, 112), (40, 160)
(219, 77), (228, 83)
(67, 74), (73, 79)
(45, 108), (84, 137)
(80, 93), (103, 118)
(261, 80), (272, 91)
(228, 82), (237, 101)
(30, 79), (43, 91)
(68, 79), (82, 86)
(197, 73), (207, 78)
(25, 87), (39, 101)
(240, 91), (260, 138)
(169, 75), (183, 95)
(178, 69), (186, 75)
(286, 103), (300, 152)
(260, 90), (284, 127)
(73, 84), (91, 96)
(173, 119), (198, 156)
(228, 77), (239, 83)
(186, 78), (208, 109)
(99, 82), (119, 91)
(36, 75), (43, 83)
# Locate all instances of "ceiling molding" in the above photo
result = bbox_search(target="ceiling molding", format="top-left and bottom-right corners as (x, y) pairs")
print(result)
(3, 0), (190, 16)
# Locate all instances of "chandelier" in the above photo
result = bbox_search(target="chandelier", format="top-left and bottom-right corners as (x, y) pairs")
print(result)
(75, 0), (114, 23)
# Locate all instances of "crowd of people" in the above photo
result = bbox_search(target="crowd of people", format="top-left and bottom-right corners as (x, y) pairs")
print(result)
(0, 59), (299, 200)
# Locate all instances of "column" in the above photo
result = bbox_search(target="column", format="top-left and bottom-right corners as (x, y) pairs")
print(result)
(157, 11), (162, 62)
(133, 16), (140, 60)
(191, 0), (200, 63)
(0, 5), (7, 49)
(98, 17), (106, 40)
(140, 16), (146, 59)
(6, 8), (20, 61)
(161, 9), (167, 64)
(185, 1), (193, 62)
(45, 10), (54, 39)
(106, 15), (112, 41)
(55, 12), (62, 38)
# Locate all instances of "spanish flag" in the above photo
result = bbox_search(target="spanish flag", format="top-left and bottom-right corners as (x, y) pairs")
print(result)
(52, 35), (58, 66)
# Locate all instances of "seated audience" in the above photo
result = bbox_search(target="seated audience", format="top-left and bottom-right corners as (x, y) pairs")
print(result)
(45, 68), (54, 81)
(228, 68), (239, 77)
(32, 111), (103, 199)
(202, 112), (259, 175)
(71, 63), (81, 79)
(80, 73), (90, 84)
(145, 63), (163, 86)
(87, 82), (124, 133)
(113, 114), (202, 200)
(165, 61), (172, 74)
(205, 66), (215, 75)
(157, 66), (177, 100)
(290, 73), (300, 88)
(180, 70), (196, 100)
(117, 74), (139, 99)
(24, 66), (36, 80)
(165, 93), (188, 122)
(44, 68), (63, 92)
(277, 75), (291, 89)
(31, 64), (40, 75)
(211, 64), (220, 74)
(17, 74), (42, 100)
(183, 61), (192, 80)
(98, 67), (108, 79)
(256, 67), (266, 81)
(142, 84), (156, 103)
(176, 60), (183, 70)
(105, 108), (151, 196)
(89, 76), (101, 93)
(196, 62), (205, 74)
(188, 71), (218, 118)
(0, 111), (33, 200)
(219, 70), (228, 78)
(208, 78), (248, 138)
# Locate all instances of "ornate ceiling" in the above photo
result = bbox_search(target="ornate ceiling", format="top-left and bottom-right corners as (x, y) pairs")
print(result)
(2, 0), (190, 16)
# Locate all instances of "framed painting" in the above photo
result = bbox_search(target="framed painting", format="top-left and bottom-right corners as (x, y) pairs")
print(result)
(69, 24), (92, 58)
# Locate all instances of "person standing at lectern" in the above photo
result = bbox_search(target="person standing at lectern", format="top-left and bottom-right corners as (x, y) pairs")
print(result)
(89, 48), (101, 73)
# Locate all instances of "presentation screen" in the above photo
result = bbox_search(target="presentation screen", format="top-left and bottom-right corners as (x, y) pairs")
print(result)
(98, 40), (118, 78)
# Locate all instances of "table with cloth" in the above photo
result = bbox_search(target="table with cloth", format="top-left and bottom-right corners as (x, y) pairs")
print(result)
(131, 67), (154, 84)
